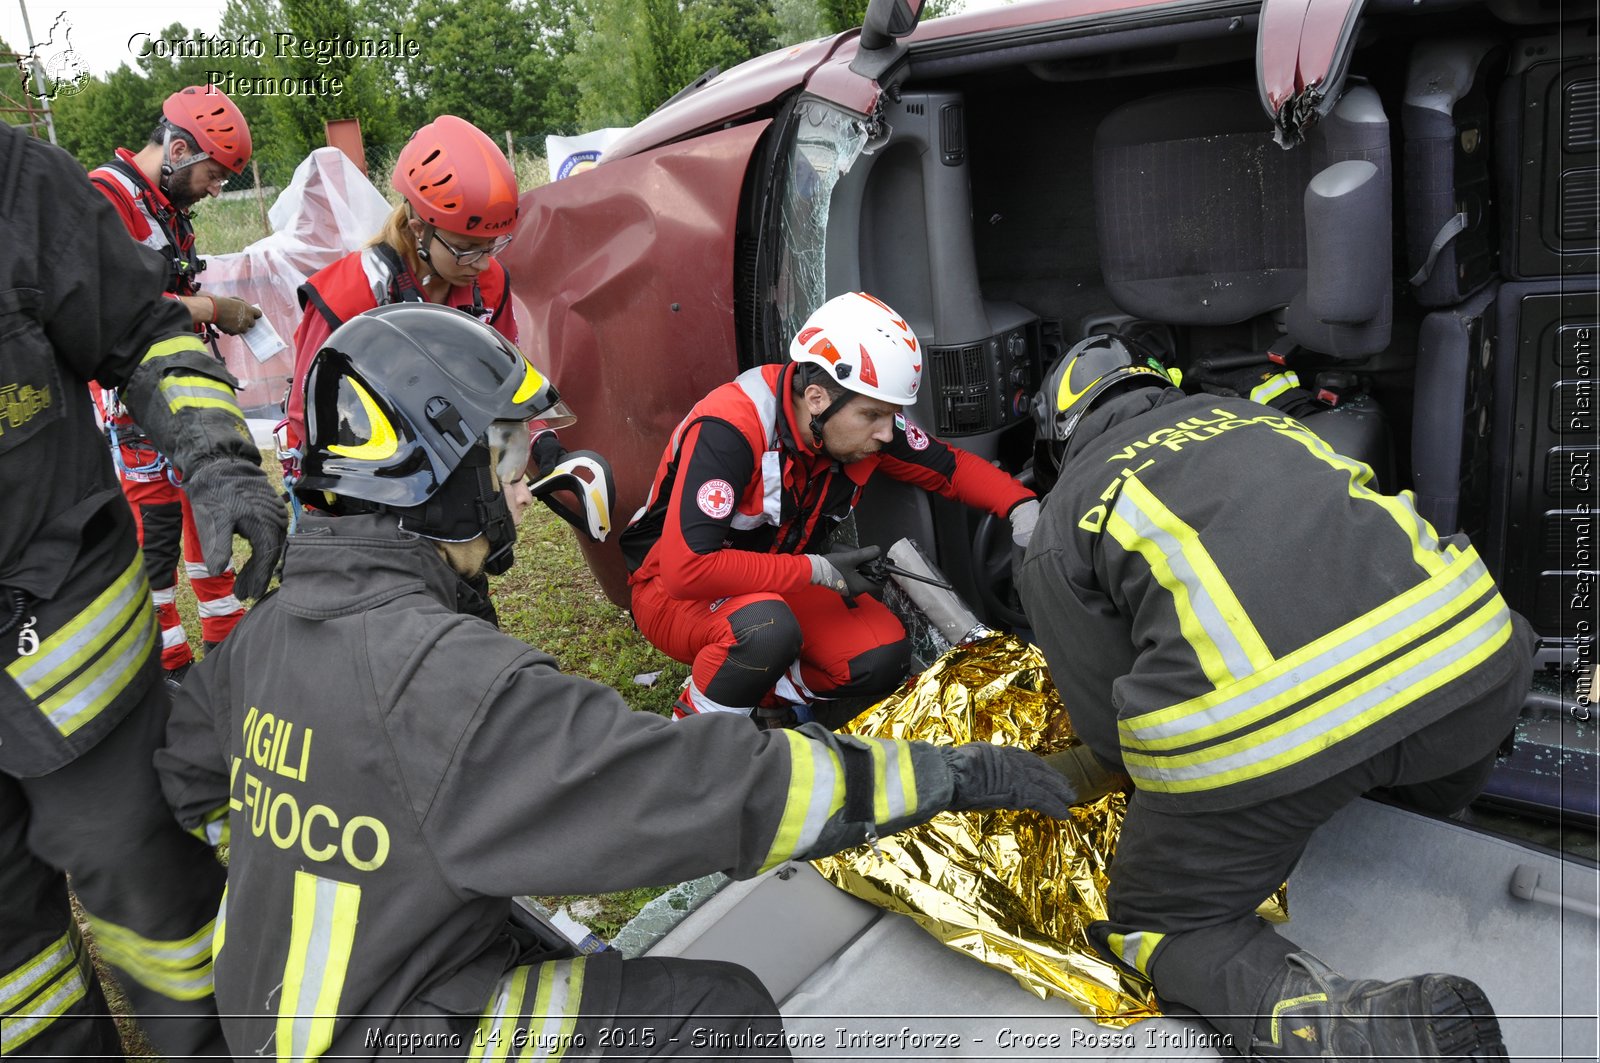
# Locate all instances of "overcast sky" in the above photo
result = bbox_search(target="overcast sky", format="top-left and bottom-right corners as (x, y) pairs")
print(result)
(4, 2), (231, 78)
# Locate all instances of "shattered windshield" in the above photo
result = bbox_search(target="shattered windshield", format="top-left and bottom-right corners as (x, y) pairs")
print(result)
(773, 97), (869, 347)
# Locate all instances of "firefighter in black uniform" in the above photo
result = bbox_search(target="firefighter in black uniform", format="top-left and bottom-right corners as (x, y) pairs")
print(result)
(154, 302), (1092, 1061)
(1019, 334), (1533, 1060)
(0, 123), (286, 1057)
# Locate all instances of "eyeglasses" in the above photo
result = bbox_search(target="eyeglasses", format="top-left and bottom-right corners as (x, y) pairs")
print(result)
(432, 231), (513, 266)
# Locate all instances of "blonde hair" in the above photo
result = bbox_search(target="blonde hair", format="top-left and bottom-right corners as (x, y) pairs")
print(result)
(368, 203), (431, 285)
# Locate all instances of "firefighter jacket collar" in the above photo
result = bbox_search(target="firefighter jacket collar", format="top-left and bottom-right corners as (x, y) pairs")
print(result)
(275, 512), (460, 620)
(1062, 386), (1188, 466)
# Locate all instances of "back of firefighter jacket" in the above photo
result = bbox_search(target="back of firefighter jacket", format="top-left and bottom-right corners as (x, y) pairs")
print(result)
(1021, 389), (1531, 813)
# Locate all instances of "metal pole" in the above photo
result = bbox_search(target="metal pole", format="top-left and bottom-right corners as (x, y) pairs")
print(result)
(17, 0), (58, 144)
(252, 157), (270, 236)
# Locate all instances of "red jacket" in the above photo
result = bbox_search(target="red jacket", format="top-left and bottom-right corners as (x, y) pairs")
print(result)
(285, 245), (516, 449)
(88, 150), (203, 477)
(622, 363), (1034, 600)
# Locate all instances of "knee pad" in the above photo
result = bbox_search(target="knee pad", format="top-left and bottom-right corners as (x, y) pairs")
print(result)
(725, 600), (803, 672)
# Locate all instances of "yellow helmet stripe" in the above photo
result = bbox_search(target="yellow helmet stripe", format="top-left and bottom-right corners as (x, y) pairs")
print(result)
(512, 358), (547, 405)
(326, 377), (399, 461)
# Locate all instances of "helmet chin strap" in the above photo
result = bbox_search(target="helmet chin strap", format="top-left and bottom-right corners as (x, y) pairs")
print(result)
(803, 368), (856, 453)
(413, 221), (439, 285)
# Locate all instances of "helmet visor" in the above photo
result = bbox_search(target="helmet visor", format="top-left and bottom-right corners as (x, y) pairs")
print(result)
(487, 420), (534, 485)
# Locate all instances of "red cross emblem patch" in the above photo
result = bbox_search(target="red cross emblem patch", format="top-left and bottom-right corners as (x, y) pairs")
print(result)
(905, 422), (930, 450)
(696, 478), (736, 519)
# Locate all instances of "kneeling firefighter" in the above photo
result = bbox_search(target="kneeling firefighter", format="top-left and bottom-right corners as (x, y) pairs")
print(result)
(1018, 334), (1533, 1059)
(155, 302), (1095, 1061)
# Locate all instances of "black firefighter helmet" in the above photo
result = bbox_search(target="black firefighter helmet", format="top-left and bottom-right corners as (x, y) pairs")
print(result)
(300, 303), (575, 572)
(1031, 333), (1176, 491)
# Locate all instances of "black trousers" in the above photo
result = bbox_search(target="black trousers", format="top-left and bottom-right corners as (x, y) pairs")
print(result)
(0, 675), (228, 1059)
(1092, 653), (1531, 1052)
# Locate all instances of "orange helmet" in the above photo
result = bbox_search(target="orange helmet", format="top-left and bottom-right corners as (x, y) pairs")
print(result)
(163, 86), (252, 174)
(392, 115), (520, 236)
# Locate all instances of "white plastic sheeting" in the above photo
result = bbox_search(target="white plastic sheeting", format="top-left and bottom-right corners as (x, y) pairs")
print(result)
(199, 148), (393, 413)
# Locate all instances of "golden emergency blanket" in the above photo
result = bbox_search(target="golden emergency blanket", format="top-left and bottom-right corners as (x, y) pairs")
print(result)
(812, 633), (1288, 1027)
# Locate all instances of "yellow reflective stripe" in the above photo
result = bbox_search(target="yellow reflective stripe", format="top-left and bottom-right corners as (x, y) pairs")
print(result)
(7, 551), (146, 698)
(1124, 550), (1494, 751)
(1106, 931), (1163, 976)
(158, 372), (244, 417)
(39, 598), (156, 737)
(865, 738), (916, 823)
(1107, 478), (1273, 688)
(1273, 423), (1449, 575)
(141, 334), (209, 364)
(190, 805), (231, 847)
(467, 965), (532, 1063)
(0, 958), (87, 1054)
(759, 730), (844, 873)
(1249, 370), (1300, 405)
(277, 871), (361, 1063)
(85, 912), (214, 1002)
(1126, 596), (1512, 793)
(214, 885), (228, 960)
(0, 933), (76, 1014)
(520, 958), (585, 1062)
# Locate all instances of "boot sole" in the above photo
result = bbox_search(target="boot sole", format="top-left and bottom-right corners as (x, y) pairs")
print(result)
(1422, 975), (1507, 1061)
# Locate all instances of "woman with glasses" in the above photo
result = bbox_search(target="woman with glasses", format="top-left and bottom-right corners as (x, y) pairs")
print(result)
(286, 115), (564, 623)
(285, 115), (545, 459)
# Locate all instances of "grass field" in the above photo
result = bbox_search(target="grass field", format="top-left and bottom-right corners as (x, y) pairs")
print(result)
(101, 151), (690, 1058)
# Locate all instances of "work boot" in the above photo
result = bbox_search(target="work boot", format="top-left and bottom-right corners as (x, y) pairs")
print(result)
(1252, 952), (1505, 1060)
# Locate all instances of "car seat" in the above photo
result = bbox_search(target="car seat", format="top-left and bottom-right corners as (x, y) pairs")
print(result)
(1091, 83), (1396, 481)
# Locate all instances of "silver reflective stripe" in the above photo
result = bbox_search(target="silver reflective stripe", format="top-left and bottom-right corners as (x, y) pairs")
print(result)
(871, 739), (911, 820)
(474, 966), (528, 1062)
(41, 606), (155, 734)
(795, 741), (842, 853)
(0, 963), (87, 1054)
(730, 369), (784, 529)
(8, 554), (145, 695)
(0, 934), (74, 1014)
(1124, 553), (1492, 748)
(734, 367), (778, 430)
(730, 450), (783, 530)
(198, 595), (243, 618)
(278, 872), (360, 1062)
(359, 246), (394, 303)
(1130, 599), (1510, 788)
(527, 959), (586, 1061)
(1110, 487), (1262, 684)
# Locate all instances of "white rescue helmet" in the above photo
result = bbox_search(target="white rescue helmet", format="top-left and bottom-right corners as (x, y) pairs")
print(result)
(788, 292), (922, 406)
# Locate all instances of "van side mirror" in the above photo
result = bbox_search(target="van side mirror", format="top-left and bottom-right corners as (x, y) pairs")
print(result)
(860, 0), (925, 51)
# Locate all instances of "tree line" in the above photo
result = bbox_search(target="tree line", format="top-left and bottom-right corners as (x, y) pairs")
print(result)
(10, 0), (958, 186)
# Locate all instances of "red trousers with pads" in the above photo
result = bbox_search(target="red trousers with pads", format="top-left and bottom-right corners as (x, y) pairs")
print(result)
(121, 476), (243, 670)
(631, 576), (909, 715)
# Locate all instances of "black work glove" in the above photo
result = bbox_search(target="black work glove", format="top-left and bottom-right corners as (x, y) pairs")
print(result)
(530, 431), (567, 477)
(183, 458), (288, 600)
(209, 295), (263, 336)
(943, 742), (1078, 818)
(807, 544), (881, 599)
